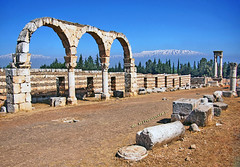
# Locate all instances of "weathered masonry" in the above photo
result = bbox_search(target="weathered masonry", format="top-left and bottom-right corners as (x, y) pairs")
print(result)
(6, 17), (137, 112)
(1, 69), (191, 104)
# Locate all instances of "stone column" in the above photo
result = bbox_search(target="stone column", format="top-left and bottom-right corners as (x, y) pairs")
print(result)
(213, 51), (223, 78)
(230, 62), (238, 94)
(219, 54), (223, 78)
(214, 54), (218, 78)
(101, 63), (110, 100)
(124, 58), (138, 97)
(64, 55), (78, 105)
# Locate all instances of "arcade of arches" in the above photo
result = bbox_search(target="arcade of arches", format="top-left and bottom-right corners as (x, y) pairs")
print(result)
(6, 17), (137, 112)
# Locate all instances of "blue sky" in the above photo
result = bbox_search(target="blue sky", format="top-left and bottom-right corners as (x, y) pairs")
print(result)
(0, 0), (239, 67)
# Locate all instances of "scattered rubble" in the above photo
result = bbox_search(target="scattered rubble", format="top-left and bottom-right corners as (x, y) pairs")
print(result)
(189, 123), (200, 132)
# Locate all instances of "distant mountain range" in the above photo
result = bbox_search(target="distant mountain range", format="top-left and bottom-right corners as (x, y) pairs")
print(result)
(0, 49), (208, 68)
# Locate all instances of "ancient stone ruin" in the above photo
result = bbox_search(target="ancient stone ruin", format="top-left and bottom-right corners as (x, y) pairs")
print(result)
(5, 17), (137, 112)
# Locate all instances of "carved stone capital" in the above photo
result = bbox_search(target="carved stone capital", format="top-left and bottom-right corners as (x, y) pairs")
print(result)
(64, 55), (77, 69)
(101, 63), (109, 71)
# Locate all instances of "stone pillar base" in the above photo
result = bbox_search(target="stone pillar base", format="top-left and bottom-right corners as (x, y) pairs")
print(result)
(67, 97), (77, 105)
(101, 93), (110, 100)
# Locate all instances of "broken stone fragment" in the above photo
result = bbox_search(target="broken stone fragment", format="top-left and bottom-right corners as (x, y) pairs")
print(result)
(186, 104), (213, 127)
(136, 121), (185, 150)
(189, 123), (200, 132)
(117, 145), (148, 161)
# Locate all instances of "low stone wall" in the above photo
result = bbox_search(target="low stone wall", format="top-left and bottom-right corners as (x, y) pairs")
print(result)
(0, 69), (191, 99)
(191, 77), (212, 85)
(137, 73), (190, 89)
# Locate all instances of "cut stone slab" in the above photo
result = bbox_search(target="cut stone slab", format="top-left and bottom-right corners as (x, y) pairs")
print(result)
(222, 91), (233, 97)
(213, 102), (228, 110)
(136, 121), (185, 150)
(113, 90), (125, 98)
(203, 95), (215, 103)
(186, 104), (213, 127)
(117, 145), (148, 161)
(173, 98), (199, 116)
(146, 88), (153, 94)
(214, 107), (222, 117)
(50, 97), (66, 107)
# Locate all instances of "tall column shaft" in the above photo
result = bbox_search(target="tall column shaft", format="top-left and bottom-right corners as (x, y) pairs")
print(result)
(214, 55), (218, 78)
(219, 56), (223, 78)
(64, 55), (77, 105)
(101, 63), (110, 100)
(230, 63), (238, 94)
(67, 68), (77, 104)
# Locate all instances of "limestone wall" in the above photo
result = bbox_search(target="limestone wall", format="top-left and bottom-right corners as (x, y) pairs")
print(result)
(0, 69), (190, 98)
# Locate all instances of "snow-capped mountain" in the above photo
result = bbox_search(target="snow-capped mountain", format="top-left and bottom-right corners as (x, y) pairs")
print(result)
(133, 49), (205, 57)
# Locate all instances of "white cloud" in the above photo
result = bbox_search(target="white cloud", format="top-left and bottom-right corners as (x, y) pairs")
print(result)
(0, 53), (12, 59)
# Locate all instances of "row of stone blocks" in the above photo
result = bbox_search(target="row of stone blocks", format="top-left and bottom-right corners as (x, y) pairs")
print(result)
(171, 91), (228, 127)
(5, 69), (32, 112)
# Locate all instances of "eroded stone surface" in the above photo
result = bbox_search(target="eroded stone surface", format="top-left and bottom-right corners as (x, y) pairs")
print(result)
(213, 102), (228, 110)
(136, 121), (185, 150)
(117, 145), (148, 161)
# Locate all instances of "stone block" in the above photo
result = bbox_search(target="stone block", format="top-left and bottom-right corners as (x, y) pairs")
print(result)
(199, 98), (208, 105)
(14, 93), (26, 104)
(13, 83), (21, 93)
(17, 29), (30, 43)
(12, 76), (26, 83)
(16, 53), (29, 63)
(7, 103), (19, 113)
(7, 94), (13, 103)
(203, 95), (215, 103)
(21, 83), (31, 93)
(214, 107), (222, 117)
(19, 102), (32, 111)
(136, 121), (185, 150)
(113, 90), (125, 98)
(173, 98), (199, 116)
(222, 91), (233, 97)
(187, 104), (213, 127)
(50, 97), (66, 107)
(25, 93), (31, 102)
(16, 42), (29, 53)
(213, 102), (228, 110)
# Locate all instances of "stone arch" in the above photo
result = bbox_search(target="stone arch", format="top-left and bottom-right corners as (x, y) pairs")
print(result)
(14, 17), (71, 68)
(75, 26), (107, 64)
(108, 34), (137, 96)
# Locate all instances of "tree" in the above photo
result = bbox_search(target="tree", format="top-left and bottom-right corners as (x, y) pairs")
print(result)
(172, 62), (175, 74)
(177, 59), (180, 74)
(95, 54), (100, 70)
(77, 54), (84, 69)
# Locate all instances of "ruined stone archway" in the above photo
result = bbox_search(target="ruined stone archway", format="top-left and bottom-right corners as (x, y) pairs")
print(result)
(109, 35), (137, 96)
(13, 17), (73, 68)
(6, 17), (137, 112)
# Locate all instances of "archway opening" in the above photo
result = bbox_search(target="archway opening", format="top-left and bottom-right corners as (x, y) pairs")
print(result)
(29, 26), (66, 68)
(76, 32), (102, 98)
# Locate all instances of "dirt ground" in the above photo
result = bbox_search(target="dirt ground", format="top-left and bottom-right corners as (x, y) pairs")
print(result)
(0, 87), (239, 167)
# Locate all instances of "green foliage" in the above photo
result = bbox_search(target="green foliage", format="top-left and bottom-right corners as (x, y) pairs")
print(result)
(40, 58), (66, 69)
(39, 54), (239, 78)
